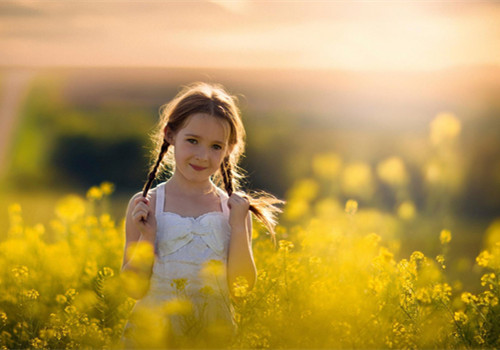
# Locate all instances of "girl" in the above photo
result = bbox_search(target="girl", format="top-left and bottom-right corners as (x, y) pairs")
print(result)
(121, 82), (282, 348)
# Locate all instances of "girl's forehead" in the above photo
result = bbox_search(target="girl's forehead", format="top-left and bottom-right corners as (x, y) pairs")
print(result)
(180, 113), (230, 142)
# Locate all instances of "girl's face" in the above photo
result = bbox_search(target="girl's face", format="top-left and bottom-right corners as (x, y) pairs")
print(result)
(166, 113), (231, 184)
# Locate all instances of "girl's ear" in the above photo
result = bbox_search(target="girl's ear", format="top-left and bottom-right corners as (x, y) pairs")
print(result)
(164, 125), (175, 144)
(226, 144), (235, 158)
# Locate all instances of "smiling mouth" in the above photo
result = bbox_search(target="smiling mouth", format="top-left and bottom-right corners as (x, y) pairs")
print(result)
(190, 164), (207, 171)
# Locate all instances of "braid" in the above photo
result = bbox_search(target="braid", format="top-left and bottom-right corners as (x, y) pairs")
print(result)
(220, 157), (234, 196)
(142, 139), (170, 197)
(221, 158), (280, 244)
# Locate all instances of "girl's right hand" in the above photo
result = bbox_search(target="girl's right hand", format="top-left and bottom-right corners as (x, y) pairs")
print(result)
(132, 196), (157, 239)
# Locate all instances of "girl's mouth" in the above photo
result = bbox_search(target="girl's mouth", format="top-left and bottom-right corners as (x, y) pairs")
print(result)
(190, 164), (207, 171)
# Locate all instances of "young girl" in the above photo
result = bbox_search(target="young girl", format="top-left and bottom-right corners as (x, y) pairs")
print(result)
(121, 82), (282, 348)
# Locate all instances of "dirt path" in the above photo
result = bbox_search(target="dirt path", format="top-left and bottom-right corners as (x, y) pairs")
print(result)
(0, 69), (36, 175)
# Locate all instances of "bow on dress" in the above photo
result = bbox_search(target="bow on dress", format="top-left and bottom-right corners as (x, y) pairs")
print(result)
(156, 213), (230, 258)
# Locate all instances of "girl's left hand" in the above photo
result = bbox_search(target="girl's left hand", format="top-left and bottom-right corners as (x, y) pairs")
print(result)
(227, 193), (250, 227)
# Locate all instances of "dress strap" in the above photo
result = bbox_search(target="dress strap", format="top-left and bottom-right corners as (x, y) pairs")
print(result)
(155, 182), (165, 218)
(216, 187), (230, 216)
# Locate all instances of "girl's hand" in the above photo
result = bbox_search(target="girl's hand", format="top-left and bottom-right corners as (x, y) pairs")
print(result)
(228, 193), (250, 228)
(132, 196), (157, 239)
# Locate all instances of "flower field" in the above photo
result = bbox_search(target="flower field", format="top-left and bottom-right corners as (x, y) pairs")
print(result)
(1, 114), (500, 349)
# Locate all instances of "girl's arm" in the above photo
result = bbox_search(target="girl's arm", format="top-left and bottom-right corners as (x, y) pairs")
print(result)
(121, 191), (157, 299)
(227, 193), (256, 301)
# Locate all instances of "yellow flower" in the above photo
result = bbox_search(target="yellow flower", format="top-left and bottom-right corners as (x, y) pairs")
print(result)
(430, 112), (462, 145)
(30, 337), (45, 349)
(436, 254), (446, 269)
(23, 289), (39, 300)
(171, 278), (188, 291)
(376, 156), (408, 187)
(232, 276), (249, 298)
(200, 259), (224, 278)
(476, 250), (492, 268)
(439, 230), (452, 245)
(397, 201), (416, 220)
(55, 195), (86, 222)
(11, 265), (29, 279)
(345, 199), (358, 215)
(98, 267), (114, 279)
(453, 311), (468, 324)
(56, 295), (67, 304)
(86, 186), (103, 201)
(0, 312), (7, 325)
(126, 241), (155, 272)
(461, 292), (477, 304)
(287, 179), (319, 202)
(279, 240), (294, 253)
(341, 162), (374, 199)
(99, 181), (115, 195)
(312, 153), (342, 179)
(480, 273), (496, 288)
(162, 298), (192, 315)
(65, 288), (78, 300)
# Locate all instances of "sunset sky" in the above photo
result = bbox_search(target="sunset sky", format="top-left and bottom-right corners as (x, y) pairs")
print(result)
(1, 1), (500, 71)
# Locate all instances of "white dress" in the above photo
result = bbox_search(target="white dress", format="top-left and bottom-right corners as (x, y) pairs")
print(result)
(122, 182), (234, 347)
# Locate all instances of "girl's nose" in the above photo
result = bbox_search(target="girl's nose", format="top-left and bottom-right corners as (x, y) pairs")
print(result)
(195, 147), (209, 161)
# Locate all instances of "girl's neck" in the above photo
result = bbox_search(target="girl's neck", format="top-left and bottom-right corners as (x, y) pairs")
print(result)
(166, 173), (216, 197)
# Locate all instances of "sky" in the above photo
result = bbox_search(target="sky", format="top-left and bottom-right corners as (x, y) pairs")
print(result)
(1, 1), (500, 71)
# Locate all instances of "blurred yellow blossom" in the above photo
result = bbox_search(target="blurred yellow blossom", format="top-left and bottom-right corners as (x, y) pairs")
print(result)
(0, 312), (7, 325)
(430, 112), (461, 145)
(99, 181), (115, 195)
(287, 178), (319, 201)
(476, 250), (492, 268)
(200, 259), (225, 278)
(232, 276), (249, 298)
(279, 240), (294, 253)
(86, 186), (103, 201)
(341, 162), (374, 199)
(11, 265), (29, 279)
(453, 311), (468, 324)
(55, 195), (85, 222)
(23, 289), (39, 300)
(376, 156), (408, 187)
(436, 254), (446, 269)
(284, 199), (310, 221)
(461, 292), (477, 304)
(55, 294), (67, 304)
(125, 241), (155, 271)
(312, 153), (342, 179)
(397, 201), (416, 220)
(425, 162), (442, 184)
(484, 219), (500, 251)
(162, 298), (192, 315)
(345, 199), (358, 215)
(171, 278), (188, 291)
(440, 229), (452, 245)
(98, 267), (114, 279)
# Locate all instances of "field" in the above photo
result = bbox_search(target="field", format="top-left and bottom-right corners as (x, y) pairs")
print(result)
(1, 67), (500, 348)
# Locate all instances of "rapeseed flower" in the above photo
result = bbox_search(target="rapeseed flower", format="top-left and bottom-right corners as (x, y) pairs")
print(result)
(55, 195), (85, 222)
(86, 186), (103, 201)
(397, 201), (416, 220)
(430, 112), (461, 146)
(345, 199), (358, 215)
(377, 156), (408, 187)
(312, 153), (342, 179)
(440, 229), (452, 245)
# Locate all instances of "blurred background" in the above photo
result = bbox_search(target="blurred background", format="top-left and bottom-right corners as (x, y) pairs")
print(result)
(1, 1), (500, 260)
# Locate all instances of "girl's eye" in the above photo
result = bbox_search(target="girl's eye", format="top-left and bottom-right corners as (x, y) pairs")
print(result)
(212, 144), (222, 150)
(187, 139), (197, 144)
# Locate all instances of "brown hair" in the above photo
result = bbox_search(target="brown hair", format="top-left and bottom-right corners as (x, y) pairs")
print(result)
(142, 82), (283, 240)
